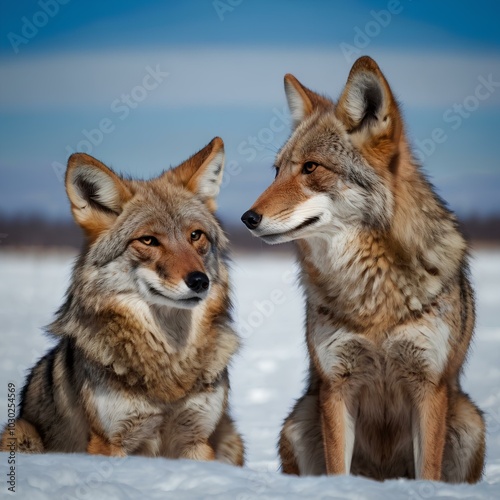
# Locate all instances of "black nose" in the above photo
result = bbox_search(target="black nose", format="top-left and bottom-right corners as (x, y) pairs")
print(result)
(241, 210), (262, 230)
(185, 271), (210, 294)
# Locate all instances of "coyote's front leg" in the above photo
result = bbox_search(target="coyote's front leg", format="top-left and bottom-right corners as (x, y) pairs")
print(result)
(85, 408), (164, 458)
(87, 431), (127, 457)
(180, 440), (216, 461)
(319, 382), (356, 475)
(413, 383), (448, 480)
(312, 326), (373, 476)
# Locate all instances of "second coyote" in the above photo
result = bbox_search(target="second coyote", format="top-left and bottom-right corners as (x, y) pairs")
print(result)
(242, 56), (485, 482)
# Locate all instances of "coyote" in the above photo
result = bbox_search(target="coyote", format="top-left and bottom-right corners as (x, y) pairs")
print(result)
(242, 56), (485, 482)
(1, 137), (244, 465)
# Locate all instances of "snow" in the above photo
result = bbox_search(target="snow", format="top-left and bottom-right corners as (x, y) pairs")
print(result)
(0, 249), (499, 498)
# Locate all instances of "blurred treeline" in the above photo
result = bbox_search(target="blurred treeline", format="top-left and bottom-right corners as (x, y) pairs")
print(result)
(0, 214), (499, 251)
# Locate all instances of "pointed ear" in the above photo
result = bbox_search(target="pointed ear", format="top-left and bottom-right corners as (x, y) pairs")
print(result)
(335, 56), (402, 167)
(66, 153), (132, 240)
(166, 137), (225, 211)
(284, 74), (332, 128)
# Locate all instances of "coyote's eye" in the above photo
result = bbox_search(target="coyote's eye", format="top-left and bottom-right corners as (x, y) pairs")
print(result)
(190, 230), (203, 242)
(138, 236), (160, 246)
(302, 162), (318, 175)
(274, 166), (280, 178)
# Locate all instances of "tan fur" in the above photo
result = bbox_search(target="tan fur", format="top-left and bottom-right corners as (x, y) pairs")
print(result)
(1, 419), (44, 454)
(167, 136), (224, 212)
(66, 154), (133, 242)
(320, 384), (349, 475)
(243, 56), (485, 483)
(1, 138), (244, 466)
(209, 413), (245, 466)
(278, 426), (300, 475)
(87, 432), (127, 457)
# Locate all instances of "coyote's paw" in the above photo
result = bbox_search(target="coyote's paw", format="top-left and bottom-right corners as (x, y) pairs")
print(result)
(1, 419), (44, 453)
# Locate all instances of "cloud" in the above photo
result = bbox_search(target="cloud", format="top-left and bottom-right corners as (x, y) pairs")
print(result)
(1, 48), (500, 111)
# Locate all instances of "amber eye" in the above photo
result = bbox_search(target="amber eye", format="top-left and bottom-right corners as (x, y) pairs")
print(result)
(190, 230), (203, 242)
(302, 162), (318, 174)
(138, 236), (160, 246)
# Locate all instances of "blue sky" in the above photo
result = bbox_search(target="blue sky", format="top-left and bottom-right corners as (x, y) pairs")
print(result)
(1, 0), (499, 222)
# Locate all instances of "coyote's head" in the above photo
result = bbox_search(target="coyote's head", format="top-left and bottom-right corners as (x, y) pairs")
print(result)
(242, 56), (404, 245)
(66, 138), (227, 309)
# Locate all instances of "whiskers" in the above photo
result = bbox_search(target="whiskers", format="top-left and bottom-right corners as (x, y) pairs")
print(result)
(260, 143), (281, 164)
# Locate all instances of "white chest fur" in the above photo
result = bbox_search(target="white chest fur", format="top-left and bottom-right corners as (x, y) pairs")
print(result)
(91, 386), (162, 434)
(310, 311), (451, 384)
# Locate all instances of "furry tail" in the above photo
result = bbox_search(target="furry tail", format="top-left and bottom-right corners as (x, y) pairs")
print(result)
(1, 419), (44, 453)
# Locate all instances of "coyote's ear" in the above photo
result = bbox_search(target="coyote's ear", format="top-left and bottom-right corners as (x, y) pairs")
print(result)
(284, 74), (332, 128)
(66, 153), (132, 239)
(335, 56), (402, 167)
(167, 137), (225, 211)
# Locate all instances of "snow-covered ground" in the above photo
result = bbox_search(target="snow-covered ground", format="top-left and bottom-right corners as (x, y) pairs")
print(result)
(0, 249), (499, 499)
